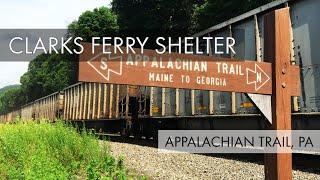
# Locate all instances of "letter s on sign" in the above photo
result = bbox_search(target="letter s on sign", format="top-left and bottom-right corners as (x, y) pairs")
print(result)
(9, 37), (23, 54)
(100, 57), (108, 70)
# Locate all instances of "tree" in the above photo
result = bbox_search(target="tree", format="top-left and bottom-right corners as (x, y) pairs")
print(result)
(193, 0), (273, 31)
(68, 6), (119, 42)
(112, 0), (202, 48)
(20, 53), (78, 102)
(0, 87), (25, 114)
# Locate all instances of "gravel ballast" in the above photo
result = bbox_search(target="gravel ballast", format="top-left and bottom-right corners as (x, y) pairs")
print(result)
(108, 141), (320, 179)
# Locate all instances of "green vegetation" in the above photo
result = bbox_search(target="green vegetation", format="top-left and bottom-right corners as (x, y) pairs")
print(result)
(20, 53), (78, 102)
(0, 120), (126, 179)
(68, 6), (119, 42)
(193, 0), (273, 30)
(0, 0), (273, 114)
(111, 0), (200, 48)
(0, 85), (25, 114)
(0, 85), (20, 95)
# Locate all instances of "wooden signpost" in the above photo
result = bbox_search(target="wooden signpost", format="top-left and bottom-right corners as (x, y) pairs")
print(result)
(264, 7), (299, 180)
(78, 7), (300, 180)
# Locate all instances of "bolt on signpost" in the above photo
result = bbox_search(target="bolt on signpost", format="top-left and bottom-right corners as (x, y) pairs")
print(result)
(78, 7), (300, 180)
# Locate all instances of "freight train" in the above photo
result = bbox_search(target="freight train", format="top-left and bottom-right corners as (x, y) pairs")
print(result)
(1, 0), (320, 138)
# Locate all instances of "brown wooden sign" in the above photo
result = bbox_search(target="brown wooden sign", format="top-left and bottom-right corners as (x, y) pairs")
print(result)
(79, 43), (272, 94)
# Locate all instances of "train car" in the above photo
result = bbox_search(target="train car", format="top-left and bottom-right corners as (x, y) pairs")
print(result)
(0, 110), (21, 123)
(62, 82), (140, 134)
(19, 91), (64, 121)
(31, 91), (64, 121)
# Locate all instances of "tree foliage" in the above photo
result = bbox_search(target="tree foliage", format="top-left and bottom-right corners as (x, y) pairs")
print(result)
(193, 0), (273, 31)
(68, 7), (119, 42)
(112, 0), (203, 48)
(20, 53), (78, 102)
(0, 86), (25, 114)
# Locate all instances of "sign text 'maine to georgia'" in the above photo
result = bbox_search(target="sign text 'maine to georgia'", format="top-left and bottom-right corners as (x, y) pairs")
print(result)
(79, 43), (272, 94)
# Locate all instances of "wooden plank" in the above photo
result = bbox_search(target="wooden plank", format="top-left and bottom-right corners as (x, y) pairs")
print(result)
(191, 90), (195, 115)
(88, 83), (93, 119)
(83, 83), (88, 119)
(125, 85), (129, 118)
(161, 88), (166, 116)
(264, 7), (293, 180)
(69, 89), (72, 119)
(64, 91), (68, 120)
(72, 87), (76, 120)
(44, 99), (46, 119)
(209, 91), (214, 114)
(48, 97), (51, 119)
(175, 89), (179, 116)
(97, 83), (102, 119)
(103, 84), (108, 118)
(53, 95), (55, 120)
(115, 85), (120, 118)
(150, 87), (154, 116)
(75, 85), (80, 119)
(87, 83), (91, 119)
(109, 84), (114, 118)
(79, 84), (84, 120)
(50, 96), (52, 120)
(49, 96), (52, 120)
(92, 83), (97, 119)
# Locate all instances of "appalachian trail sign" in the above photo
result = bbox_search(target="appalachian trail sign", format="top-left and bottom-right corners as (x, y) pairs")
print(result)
(78, 7), (300, 180)
(79, 44), (273, 94)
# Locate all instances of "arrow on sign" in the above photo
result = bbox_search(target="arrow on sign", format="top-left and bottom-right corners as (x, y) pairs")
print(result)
(87, 53), (123, 81)
(246, 64), (270, 91)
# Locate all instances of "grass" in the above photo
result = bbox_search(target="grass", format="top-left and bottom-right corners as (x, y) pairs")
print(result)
(0, 119), (127, 179)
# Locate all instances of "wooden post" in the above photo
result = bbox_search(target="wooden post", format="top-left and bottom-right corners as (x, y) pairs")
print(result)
(264, 7), (292, 180)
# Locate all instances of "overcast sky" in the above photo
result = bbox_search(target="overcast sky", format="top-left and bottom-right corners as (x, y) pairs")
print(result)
(0, 0), (111, 89)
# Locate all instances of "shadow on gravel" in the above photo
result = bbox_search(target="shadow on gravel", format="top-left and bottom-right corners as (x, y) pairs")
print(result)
(199, 153), (320, 175)
(99, 134), (320, 175)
